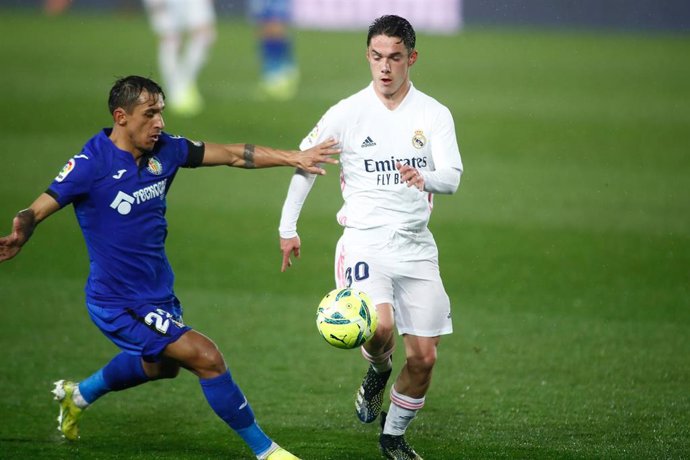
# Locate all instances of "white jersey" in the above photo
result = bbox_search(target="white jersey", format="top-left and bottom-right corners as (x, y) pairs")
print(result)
(143, 0), (216, 35)
(298, 82), (462, 232)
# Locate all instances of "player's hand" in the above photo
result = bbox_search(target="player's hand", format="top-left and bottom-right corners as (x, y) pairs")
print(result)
(397, 162), (425, 191)
(294, 138), (340, 175)
(280, 236), (301, 272)
(0, 215), (29, 263)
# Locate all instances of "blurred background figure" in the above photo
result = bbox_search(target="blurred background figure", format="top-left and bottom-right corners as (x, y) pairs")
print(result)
(249, 0), (299, 100)
(43, 0), (72, 15)
(143, 0), (217, 116)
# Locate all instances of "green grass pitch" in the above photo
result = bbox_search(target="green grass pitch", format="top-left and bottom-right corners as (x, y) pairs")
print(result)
(0, 9), (688, 459)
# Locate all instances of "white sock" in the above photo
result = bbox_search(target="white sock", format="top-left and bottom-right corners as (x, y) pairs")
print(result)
(158, 37), (181, 99)
(72, 385), (90, 409)
(256, 442), (279, 459)
(362, 346), (393, 374)
(384, 387), (425, 436)
(372, 358), (392, 374)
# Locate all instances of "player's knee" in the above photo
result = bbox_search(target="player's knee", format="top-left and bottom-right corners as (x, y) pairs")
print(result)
(193, 344), (227, 377)
(374, 320), (394, 342)
(407, 350), (437, 375)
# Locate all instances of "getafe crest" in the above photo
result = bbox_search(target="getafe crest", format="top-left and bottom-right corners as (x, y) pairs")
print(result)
(412, 130), (427, 149)
(147, 157), (163, 175)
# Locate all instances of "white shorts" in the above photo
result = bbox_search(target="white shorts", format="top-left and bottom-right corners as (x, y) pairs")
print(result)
(334, 227), (453, 337)
(144, 0), (215, 35)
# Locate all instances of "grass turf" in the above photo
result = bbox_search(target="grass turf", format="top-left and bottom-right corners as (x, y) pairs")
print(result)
(0, 9), (688, 459)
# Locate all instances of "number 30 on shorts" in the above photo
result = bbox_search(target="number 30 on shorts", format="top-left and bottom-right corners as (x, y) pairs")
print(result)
(345, 261), (370, 287)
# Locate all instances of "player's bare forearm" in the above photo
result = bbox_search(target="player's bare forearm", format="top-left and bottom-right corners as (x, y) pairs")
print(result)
(202, 139), (340, 174)
(14, 208), (36, 242)
(0, 194), (60, 263)
(0, 209), (36, 262)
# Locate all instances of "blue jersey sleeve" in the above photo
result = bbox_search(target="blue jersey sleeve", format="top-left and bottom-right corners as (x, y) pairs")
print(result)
(47, 153), (95, 207)
(183, 139), (204, 168)
(159, 133), (204, 169)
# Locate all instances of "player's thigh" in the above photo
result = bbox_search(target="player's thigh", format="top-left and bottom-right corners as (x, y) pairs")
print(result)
(184, 0), (215, 30)
(143, 0), (177, 35)
(375, 302), (395, 332)
(402, 334), (441, 364)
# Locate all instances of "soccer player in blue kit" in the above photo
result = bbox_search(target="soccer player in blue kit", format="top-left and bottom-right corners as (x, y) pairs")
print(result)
(0, 75), (338, 460)
(250, 0), (299, 100)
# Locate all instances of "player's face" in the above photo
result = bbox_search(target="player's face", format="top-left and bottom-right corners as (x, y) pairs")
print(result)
(126, 90), (165, 154)
(367, 34), (417, 102)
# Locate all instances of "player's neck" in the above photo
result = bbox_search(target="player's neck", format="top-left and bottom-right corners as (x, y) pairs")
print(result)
(375, 80), (411, 111)
(108, 130), (145, 163)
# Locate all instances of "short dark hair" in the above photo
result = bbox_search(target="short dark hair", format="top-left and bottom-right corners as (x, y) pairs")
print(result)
(367, 15), (416, 53)
(108, 75), (165, 114)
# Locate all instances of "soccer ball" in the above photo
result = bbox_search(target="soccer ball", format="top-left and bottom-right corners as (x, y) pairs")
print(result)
(316, 288), (378, 349)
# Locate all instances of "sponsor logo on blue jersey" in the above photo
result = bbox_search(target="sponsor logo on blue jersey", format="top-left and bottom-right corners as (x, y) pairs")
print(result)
(109, 178), (168, 215)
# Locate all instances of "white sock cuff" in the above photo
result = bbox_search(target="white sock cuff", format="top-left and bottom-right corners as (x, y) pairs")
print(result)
(361, 346), (394, 365)
(390, 386), (425, 410)
(257, 442), (279, 459)
(72, 385), (90, 409)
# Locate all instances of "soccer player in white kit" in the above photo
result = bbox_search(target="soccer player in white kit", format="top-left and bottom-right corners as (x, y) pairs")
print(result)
(143, 0), (217, 116)
(278, 15), (463, 460)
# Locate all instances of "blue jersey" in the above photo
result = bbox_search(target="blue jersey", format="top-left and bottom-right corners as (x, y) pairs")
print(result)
(47, 129), (204, 308)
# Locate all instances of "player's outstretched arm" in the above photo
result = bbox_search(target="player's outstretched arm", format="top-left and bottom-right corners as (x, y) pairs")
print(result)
(201, 138), (339, 174)
(0, 193), (60, 263)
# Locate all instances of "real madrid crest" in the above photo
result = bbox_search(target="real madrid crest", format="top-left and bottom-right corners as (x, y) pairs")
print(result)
(147, 157), (163, 175)
(412, 130), (426, 149)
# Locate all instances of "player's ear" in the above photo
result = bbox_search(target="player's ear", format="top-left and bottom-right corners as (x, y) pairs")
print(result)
(408, 49), (418, 66)
(113, 107), (127, 126)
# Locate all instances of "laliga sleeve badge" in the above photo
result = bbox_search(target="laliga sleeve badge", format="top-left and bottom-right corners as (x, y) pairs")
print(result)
(412, 130), (427, 149)
(306, 117), (325, 146)
(55, 159), (76, 182)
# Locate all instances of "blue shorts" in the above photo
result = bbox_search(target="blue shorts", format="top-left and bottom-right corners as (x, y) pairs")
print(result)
(86, 299), (192, 362)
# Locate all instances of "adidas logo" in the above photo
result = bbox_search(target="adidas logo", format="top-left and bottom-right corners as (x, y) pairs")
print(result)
(361, 136), (377, 148)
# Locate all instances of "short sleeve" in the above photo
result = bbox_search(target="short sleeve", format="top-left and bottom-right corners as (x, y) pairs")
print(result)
(182, 139), (205, 168)
(46, 154), (96, 207)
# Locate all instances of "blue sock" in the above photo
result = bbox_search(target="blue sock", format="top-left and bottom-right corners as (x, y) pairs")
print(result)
(200, 370), (272, 455)
(236, 424), (273, 457)
(78, 352), (149, 404)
